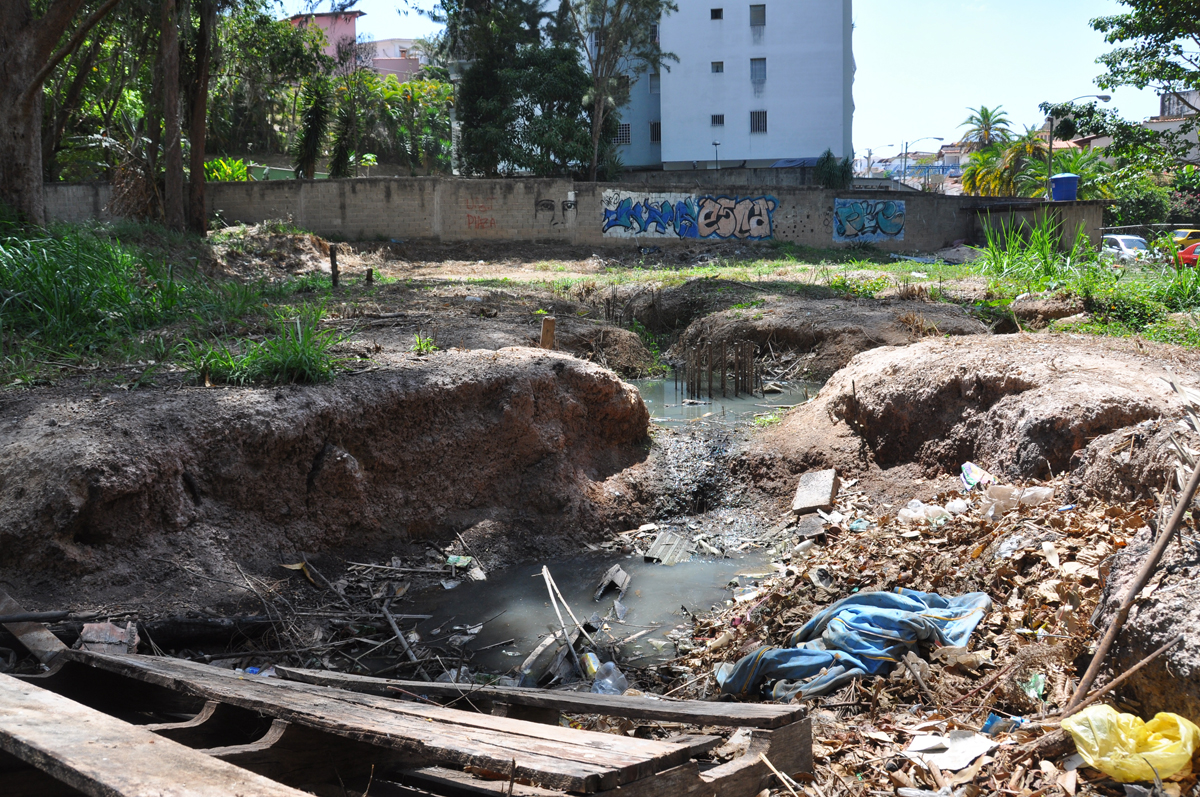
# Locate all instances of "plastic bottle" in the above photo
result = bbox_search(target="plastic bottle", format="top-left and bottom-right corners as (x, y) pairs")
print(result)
(591, 661), (628, 695)
(945, 498), (970, 515)
(898, 499), (926, 524)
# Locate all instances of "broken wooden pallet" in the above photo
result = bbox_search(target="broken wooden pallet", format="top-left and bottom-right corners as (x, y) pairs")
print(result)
(275, 665), (806, 729)
(593, 563), (632, 601)
(0, 673), (310, 797)
(4, 649), (811, 797)
(643, 530), (695, 565)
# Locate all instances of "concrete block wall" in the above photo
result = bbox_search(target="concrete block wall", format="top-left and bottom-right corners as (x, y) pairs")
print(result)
(42, 183), (113, 224)
(43, 177), (1103, 253)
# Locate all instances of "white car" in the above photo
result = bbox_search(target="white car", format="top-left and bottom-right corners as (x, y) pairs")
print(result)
(1101, 235), (1149, 264)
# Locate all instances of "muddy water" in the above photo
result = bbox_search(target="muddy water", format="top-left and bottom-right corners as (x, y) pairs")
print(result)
(407, 552), (773, 675)
(633, 377), (822, 426)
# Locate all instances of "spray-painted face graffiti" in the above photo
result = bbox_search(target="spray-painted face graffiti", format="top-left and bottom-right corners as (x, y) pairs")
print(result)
(601, 190), (776, 240)
(832, 198), (906, 242)
(536, 198), (578, 229)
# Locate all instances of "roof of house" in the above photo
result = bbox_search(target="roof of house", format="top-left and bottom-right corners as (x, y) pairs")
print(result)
(289, 10), (365, 20)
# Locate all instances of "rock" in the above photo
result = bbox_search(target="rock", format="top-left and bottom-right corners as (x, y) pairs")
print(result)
(792, 469), (839, 514)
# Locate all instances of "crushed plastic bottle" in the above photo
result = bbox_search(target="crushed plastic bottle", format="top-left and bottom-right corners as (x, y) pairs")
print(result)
(898, 500), (927, 524)
(923, 505), (951, 523)
(945, 498), (970, 515)
(591, 661), (628, 695)
(1019, 486), (1054, 506)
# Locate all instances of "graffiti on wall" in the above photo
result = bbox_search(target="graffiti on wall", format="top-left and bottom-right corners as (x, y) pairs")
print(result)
(601, 190), (777, 240)
(534, 196), (578, 229)
(833, 198), (905, 242)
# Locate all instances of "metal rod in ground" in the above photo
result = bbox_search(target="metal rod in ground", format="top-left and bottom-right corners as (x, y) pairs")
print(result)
(721, 341), (727, 397)
(733, 344), (739, 397)
(707, 342), (713, 399)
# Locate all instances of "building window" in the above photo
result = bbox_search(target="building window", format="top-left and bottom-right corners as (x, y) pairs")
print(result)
(750, 58), (766, 83)
(711, 8), (723, 19)
(750, 110), (767, 133)
(649, 73), (661, 94)
(650, 121), (662, 143)
(711, 61), (724, 73)
(750, 4), (766, 26)
(613, 123), (632, 145)
(650, 23), (659, 42)
(712, 114), (725, 126)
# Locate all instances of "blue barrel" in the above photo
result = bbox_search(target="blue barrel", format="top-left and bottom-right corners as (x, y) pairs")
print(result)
(1050, 173), (1080, 201)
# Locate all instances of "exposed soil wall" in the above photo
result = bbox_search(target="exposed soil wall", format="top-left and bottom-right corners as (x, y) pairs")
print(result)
(741, 336), (1199, 501)
(0, 349), (648, 604)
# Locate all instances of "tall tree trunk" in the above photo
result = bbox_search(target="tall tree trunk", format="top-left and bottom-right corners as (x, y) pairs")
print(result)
(42, 32), (105, 182)
(588, 94), (604, 182)
(0, 0), (120, 224)
(160, 0), (185, 231)
(186, 0), (214, 234)
(0, 41), (46, 224)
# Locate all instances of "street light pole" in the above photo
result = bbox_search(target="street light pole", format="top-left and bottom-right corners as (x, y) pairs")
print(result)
(863, 144), (894, 176)
(713, 140), (721, 171)
(1045, 94), (1111, 200)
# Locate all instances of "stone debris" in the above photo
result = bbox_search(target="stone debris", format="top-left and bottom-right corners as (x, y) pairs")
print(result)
(792, 468), (840, 514)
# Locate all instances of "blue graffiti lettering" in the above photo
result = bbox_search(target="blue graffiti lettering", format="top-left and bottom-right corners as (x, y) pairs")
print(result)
(833, 199), (906, 242)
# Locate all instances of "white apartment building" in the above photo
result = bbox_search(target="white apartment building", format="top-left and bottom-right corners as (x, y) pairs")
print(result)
(618, 0), (855, 171)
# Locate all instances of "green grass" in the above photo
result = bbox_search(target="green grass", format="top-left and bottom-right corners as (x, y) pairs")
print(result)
(0, 220), (356, 386)
(180, 304), (349, 385)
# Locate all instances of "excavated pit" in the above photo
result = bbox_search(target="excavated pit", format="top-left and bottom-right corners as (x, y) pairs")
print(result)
(0, 349), (649, 606)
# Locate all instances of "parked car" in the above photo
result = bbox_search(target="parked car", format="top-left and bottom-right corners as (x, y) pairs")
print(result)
(1101, 235), (1150, 263)
(1174, 229), (1200, 245)
(1180, 242), (1200, 267)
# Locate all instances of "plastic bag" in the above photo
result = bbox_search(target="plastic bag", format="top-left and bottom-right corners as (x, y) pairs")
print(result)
(1061, 705), (1200, 783)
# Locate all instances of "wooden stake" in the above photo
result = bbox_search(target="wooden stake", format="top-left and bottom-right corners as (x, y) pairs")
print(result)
(365, 267), (374, 285)
(720, 341), (727, 397)
(329, 244), (339, 287)
(707, 342), (713, 399)
(540, 317), (556, 350)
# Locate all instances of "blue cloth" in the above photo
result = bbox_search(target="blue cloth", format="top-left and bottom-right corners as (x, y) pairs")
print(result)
(717, 588), (991, 702)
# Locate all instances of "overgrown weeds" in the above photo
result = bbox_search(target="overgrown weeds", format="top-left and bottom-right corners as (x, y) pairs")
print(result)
(180, 304), (349, 385)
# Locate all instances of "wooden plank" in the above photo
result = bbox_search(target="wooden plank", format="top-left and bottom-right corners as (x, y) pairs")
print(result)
(0, 589), (66, 666)
(643, 531), (694, 566)
(67, 652), (712, 793)
(276, 666), (806, 729)
(0, 673), (311, 797)
(395, 765), (566, 796)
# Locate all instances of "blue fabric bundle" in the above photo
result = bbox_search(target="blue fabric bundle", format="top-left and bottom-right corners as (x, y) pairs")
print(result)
(717, 588), (991, 702)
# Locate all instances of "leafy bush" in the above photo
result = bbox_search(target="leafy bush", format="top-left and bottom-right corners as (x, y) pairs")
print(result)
(1169, 190), (1200, 225)
(1105, 182), (1170, 227)
(828, 274), (889, 298)
(204, 157), (253, 182)
(814, 148), (854, 190)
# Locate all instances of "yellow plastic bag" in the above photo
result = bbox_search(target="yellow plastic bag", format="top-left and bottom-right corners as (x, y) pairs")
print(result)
(1061, 705), (1200, 783)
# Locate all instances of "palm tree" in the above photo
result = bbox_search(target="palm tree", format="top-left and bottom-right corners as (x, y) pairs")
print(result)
(960, 105), (1013, 152)
(962, 146), (1002, 196)
(1000, 126), (1048, 173)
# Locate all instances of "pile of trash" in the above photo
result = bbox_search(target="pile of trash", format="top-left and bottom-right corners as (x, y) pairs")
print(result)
(655, 462), (1200, 797)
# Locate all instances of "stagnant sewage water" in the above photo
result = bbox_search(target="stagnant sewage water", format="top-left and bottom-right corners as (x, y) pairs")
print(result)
(395, 378), (807, 679)
(632, 377), (823, 426)
(409, 552), (773, 674)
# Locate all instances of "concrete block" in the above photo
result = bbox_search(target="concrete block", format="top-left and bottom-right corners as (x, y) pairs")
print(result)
(792, 469), (839, 514)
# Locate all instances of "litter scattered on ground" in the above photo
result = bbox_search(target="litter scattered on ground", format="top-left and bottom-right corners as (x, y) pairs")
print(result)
(792, 468), (840, 514)
(1061, 705), (1200, 783)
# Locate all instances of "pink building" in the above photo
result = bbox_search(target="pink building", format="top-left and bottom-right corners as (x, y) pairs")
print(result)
(371, 38), (422, 82)
(289, 11), (364, 59)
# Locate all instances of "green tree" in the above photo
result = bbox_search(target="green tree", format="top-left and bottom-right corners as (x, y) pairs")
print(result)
(814, 148), (853, 190)
(959, 105), (1012, 152)
(291, 76), (333, 178)
(562, 0), (678, 180)
(381, 77), (454, 175)
(1015, 148), (1113, 200)
(507, 45), (594, 176)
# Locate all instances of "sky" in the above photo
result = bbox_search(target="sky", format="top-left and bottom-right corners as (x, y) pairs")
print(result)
(277, 0), (1162, 159)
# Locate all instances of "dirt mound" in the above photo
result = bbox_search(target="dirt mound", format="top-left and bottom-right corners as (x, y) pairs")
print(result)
(1095, 525), (1200, 720)
(673, 295), (989, 378)
(1010, 292), (1086, 329)
(742, 336), (1199, 502)
(0, 349), (648, 606)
